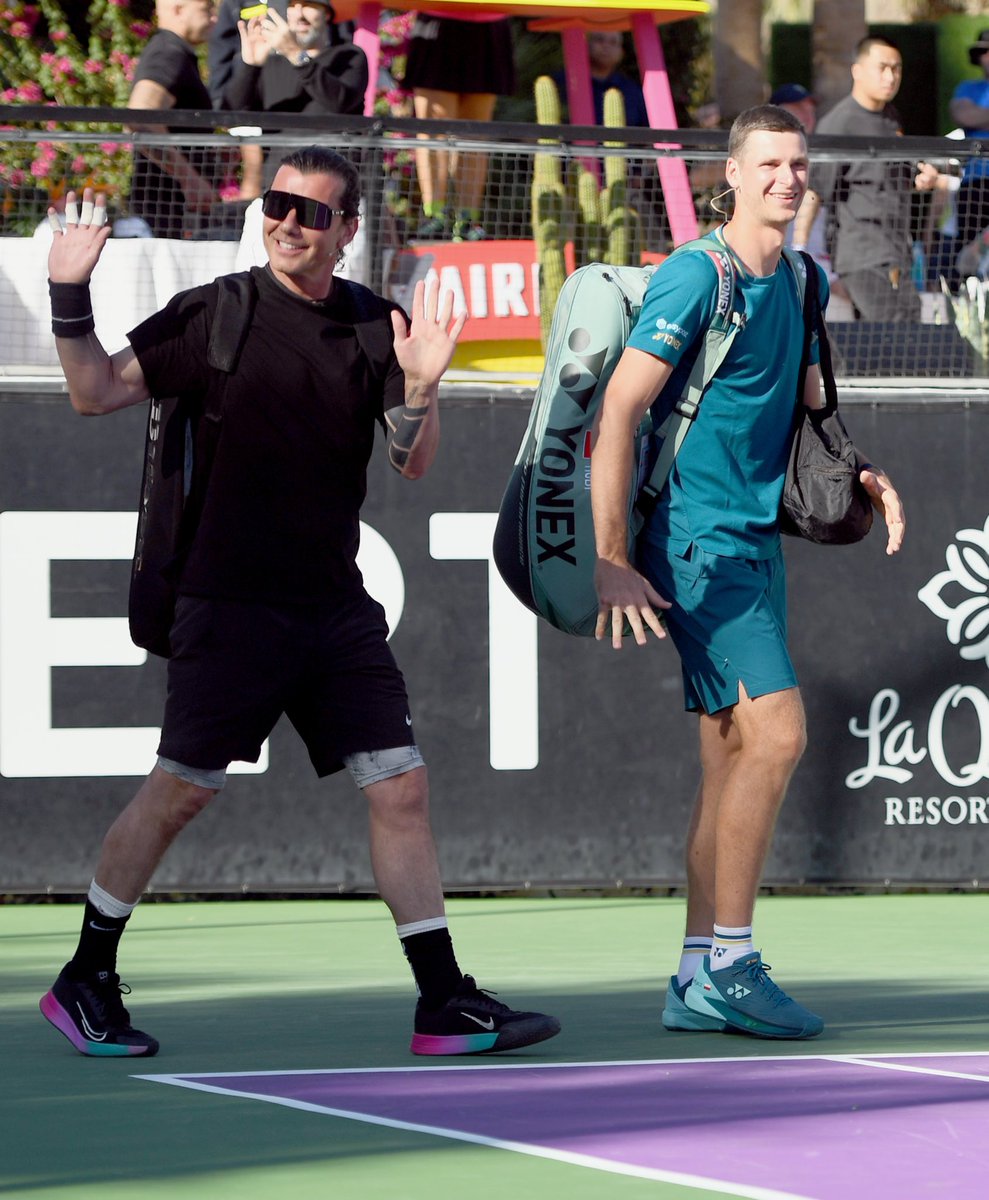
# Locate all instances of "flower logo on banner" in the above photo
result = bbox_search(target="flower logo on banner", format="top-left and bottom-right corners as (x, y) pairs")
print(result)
(917, 515), (989, 666)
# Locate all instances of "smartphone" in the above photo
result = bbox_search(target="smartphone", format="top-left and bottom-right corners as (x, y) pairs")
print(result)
(239, 2), (267, 18)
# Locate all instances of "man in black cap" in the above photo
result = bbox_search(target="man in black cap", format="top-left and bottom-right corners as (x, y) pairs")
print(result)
(949, 29), (989, 258)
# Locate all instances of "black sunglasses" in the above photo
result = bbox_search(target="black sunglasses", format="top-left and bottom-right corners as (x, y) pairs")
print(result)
(261, 189), (347, 230)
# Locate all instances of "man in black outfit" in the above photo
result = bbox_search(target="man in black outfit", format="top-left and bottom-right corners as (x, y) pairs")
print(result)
(221, 1), (367, 130)
(128, 0), (223, 238)
(39, 147), (561, 1060)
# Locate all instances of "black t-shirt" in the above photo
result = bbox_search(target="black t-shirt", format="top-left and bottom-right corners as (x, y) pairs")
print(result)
(221, 42), (368, 117)
(128, 266), (406, 604)
(129, 30), (216, 238)
(811, 94), (914, 274)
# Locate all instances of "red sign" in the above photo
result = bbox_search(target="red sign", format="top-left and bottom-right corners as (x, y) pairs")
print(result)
(396, 239), (570, 343)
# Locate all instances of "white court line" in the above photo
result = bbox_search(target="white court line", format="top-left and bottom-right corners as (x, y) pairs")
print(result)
(824, 1055), (989, 1085)
(136, 1073), (812, 1200)
(137, 1048), (989, 1081)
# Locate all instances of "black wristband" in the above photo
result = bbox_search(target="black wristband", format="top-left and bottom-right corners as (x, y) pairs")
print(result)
(49, 280), (95, 338)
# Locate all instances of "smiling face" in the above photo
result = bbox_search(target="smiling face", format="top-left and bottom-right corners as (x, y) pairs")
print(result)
(725, 127), (809, 232)
(263, 165), (357, 299)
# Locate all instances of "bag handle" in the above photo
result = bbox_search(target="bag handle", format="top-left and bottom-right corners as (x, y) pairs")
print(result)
(795, 251), (839, 419)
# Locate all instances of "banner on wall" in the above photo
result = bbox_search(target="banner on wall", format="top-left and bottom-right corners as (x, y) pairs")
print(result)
(0, 392), (986, 890)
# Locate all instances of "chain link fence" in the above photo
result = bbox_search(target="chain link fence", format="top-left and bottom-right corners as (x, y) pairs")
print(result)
(2, 107), (988, 380)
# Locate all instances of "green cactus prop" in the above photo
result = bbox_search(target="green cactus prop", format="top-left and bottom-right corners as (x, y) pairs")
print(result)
(532, 75), (570, 348)
(601, 87), (642, 267)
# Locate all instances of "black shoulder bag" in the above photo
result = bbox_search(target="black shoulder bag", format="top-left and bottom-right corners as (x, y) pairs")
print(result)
(779, 254), (873, 545)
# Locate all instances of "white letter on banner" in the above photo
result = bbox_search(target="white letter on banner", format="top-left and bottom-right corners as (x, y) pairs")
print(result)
(0, 511), (267, 778)
(491, 262), (528, 317)
(357, 521), (404, 636)
(428, 512), (538, 770)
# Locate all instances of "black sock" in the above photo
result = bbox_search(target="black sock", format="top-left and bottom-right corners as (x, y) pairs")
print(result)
(69, 900), (130, 981)
(400, 927), (463, 1010)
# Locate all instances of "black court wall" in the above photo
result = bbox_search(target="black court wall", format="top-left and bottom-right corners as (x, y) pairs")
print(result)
(1, 387), (987, 892)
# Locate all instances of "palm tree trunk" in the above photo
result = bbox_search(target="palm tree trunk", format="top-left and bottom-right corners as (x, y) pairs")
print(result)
(714, 0), (765, 121)
(813, 0), (867, 113)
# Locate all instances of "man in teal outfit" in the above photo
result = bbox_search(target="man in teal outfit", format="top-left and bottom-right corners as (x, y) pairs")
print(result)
(591, 105), (905, 1039)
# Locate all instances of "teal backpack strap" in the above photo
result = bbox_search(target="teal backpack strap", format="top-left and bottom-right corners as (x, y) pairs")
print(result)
(634, 238), (743, 525)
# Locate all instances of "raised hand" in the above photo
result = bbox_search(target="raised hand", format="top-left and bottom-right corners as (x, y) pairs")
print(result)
(47, 188), (111, 283)
(390, 278), (467, 389)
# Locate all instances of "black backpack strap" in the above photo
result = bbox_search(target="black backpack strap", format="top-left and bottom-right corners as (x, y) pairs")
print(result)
(203, 271), (258, 424)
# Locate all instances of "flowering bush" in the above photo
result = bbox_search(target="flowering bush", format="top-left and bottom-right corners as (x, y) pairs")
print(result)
(0, 0), (152, 231)
(374, 8), (415, 223)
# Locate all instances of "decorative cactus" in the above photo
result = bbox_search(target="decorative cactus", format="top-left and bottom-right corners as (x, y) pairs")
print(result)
(530, 77), (643, 345)
(600, 86), (642, 268)
(532, 75), (570, 348)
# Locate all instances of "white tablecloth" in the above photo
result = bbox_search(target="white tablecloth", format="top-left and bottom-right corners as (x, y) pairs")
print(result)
(1, 236), (241, 369)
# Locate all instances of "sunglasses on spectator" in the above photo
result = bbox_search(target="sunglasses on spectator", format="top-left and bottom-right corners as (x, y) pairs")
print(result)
(261, 190), (347, 230)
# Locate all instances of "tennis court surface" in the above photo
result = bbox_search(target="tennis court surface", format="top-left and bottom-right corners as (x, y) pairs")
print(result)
(5, 895), (988, 1199)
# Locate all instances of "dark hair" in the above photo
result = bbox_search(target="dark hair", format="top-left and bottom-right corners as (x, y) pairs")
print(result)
(277, 145), (361, 218)
(855, 34), (900, 61)
(727, 105), (806, 160)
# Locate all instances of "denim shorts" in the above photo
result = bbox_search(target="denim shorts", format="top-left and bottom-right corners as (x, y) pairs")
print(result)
(637, 537), (797, 714)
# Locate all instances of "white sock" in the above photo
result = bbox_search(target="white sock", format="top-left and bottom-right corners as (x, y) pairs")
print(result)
(710, 924), (754, 969)
(88, 879), (137, 920)
(676, 936), (713, 987)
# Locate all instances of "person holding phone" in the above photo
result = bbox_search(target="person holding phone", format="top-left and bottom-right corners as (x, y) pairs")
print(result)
(220, 0), (367, 166)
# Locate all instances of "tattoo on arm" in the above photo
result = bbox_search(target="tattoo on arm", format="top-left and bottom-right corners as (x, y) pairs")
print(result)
(386, 403), (427, 472)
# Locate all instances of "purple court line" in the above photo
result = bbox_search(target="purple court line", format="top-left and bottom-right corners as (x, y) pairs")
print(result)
(139, 1053), (989, 1200)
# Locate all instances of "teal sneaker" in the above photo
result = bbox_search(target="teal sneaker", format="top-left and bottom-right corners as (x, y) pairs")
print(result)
(684, 953), (824, 1040)
(662, 975), (726, 1032)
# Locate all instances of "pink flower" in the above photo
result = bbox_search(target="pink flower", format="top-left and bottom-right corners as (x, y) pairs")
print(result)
(9, 19), (29, 36)
(219, 179), (241, 200)
(40, 52), (55, 64)
(99, 142), (117, 154)
(72, 155), (87, 172)
(50, 28), (67, 41)
(9, 168), (26, 185)
(17, 81), (43, 101)
(84, 59), (102, 74)
(30, 158), (49, 178)
(129, 20), (151, 36)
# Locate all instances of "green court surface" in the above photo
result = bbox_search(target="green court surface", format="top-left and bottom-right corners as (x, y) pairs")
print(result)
(3, 894), (987, 1199)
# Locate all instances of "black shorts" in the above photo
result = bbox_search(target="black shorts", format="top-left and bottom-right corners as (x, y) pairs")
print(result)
(157, 592), (415, 776)
(402, 16), (516, 96)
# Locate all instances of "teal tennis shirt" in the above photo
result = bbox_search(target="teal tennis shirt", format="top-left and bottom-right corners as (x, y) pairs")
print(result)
(627, 238), (829, 559)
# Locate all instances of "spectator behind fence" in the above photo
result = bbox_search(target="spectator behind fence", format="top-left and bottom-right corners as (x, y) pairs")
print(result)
(402, 12), (516, 242)
(948, 29), (989, 269)
(221, 0), (367, 179)
(40, 147), (562, 1062)
(128, 0), (225, 239)
(794, 36), (940, 322)
(553, 31), (648, 128)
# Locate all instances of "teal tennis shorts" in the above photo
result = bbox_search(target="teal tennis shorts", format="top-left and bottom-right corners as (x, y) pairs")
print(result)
(638, 537), (797, 714)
